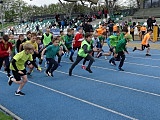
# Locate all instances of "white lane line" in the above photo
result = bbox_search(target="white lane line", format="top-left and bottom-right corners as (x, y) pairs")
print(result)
(28, 81), (138, 120)
(127, 56), (160, 61)
(62, 61), (160, 79)
(92, 65), (160, 79)
(95, 57), (160, 68)
(0, 71), (138, 120)
(123, 62), (160, 68)
(56, 70), (160, 97)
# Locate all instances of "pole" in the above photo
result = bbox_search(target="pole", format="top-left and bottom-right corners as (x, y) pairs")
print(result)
(0, 0), (3, 33)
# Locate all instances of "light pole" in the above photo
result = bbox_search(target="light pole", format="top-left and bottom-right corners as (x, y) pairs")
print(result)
(0, 0), (4, 34)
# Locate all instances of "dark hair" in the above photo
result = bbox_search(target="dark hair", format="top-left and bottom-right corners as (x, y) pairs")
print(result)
(122, 27), (128, 33)
(19, 34), (24, 38)
(31, 32), (37, 37)
(85, 32), (92, 38)
(67, 28), (72, 33)
(3, 35), (9, 42)
(60, 30), (63, 34)
(26, 31), (31, 35)
(37, 37), (41, 40)
(147, 29), (153, 32)
(52, 37), (59, 43)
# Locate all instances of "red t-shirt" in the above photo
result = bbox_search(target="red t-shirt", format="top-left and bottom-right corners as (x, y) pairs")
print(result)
(0, 41), (12, 58)
(73, 32), (83, 48)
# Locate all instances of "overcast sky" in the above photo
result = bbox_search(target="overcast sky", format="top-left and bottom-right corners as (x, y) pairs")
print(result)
(23, 0), (63, 6)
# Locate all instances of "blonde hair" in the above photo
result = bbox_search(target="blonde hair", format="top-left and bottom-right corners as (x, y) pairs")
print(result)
(23, 43), (34, 50)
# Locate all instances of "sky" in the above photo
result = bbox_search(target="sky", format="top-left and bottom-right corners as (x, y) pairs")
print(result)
(23, 0), (63, 6)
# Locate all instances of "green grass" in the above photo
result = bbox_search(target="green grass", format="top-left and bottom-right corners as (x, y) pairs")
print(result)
(0, 111), (13, 120)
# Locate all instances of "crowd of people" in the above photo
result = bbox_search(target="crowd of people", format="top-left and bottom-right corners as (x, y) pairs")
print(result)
(0, 16), (155, 96)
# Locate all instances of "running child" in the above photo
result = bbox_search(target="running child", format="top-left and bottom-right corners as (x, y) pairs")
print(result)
(8, 34), (16, 58)
(133, 29), (153, 56)
(8, 43), (41, 96)
(64, 28), (74, 62)
(110, 34), (133, 71)
(41, 37), (63, 77)
(69, 33), (98, 76)
(0, 35), (12, 77)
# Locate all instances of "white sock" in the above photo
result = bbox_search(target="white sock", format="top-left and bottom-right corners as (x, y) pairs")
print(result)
(17, 89), (21, 92)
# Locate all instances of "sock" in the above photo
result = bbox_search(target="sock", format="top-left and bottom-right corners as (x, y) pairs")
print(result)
(17, 89), (21, 93)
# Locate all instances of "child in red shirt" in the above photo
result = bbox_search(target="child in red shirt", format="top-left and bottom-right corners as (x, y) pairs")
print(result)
(73, 27), (84, 51)
(0, 35), (12, 77)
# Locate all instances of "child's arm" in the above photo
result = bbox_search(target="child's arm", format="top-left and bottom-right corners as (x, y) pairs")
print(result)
(19, 44), (23, 52)
(41, 48), (46, 60)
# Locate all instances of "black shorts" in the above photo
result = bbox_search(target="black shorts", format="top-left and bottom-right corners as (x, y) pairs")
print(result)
(109, 47), (115, 52)
(26, 60), (32, 66)
(12, 69), (27, 81)
(142, 44), (150, 50)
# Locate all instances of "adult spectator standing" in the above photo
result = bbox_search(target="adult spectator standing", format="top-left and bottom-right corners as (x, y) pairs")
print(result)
(147, 16), (152, 30)
(152, 17), (156, 26)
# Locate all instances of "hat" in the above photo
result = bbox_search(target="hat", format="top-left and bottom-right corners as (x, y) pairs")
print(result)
(125, 34), (133, 41)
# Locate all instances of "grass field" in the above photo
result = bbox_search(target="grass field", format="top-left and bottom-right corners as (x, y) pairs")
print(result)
(0, 111), (13, 120)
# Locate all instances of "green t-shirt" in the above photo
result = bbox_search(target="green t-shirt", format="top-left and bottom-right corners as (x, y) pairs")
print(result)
(46, 44), (60, 59)
(98, 36), (105, 43)
(64, 35), (73, 49)
(9, 39), (16, 53)
(10, 50), (33, 70)
(115, 38), (127, 53)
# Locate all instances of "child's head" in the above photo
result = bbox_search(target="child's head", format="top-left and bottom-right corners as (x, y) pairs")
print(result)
(56, 36), (61, 40)
(122, 27), (128, 35)
(93, 32), (98, 38)
(9, 34), (14, 40)
(77, 27), (83, 33)
(67, 28), (72, 35)
(3, 35), (9, 42)
(23, 43), (34, 54)
(31, 33), (37, 43)
(46, 27), (50, 33)
(36, 37), (41, 44)
(102, 31), (106, 37)
(26, 31), (31, 39)
(124, 34), (133, 42)
(60, 30), (64, 36)
(19, 34), (24, 41)
(52, 37), (59, 46)
(85, 32), (92, 42)
(147, 29), (153, 35)
(71, 28), (74, 35)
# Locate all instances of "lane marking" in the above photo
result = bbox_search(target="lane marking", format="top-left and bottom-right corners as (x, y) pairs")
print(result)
(0, 71), (138, 120)
(62, 61), (160, 79)
(56, 70), (160, 97)
(29, 81), (138, 120)
(95, 57), (160, 68)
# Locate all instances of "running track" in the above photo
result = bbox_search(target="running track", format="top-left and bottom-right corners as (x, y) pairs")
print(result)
(1, 41), (160, 120)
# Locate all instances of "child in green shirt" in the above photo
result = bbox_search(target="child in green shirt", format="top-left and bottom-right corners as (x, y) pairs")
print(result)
(9, 34), (16, 58)
(8, 43), (41, 96)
